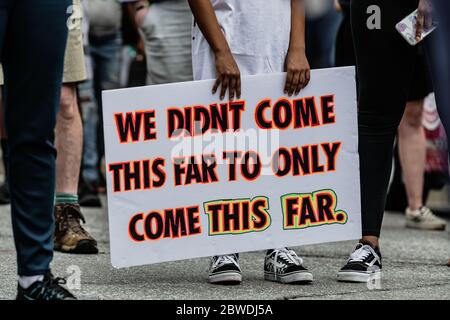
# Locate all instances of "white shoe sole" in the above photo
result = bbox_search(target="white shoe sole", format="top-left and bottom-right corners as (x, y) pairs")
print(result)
(405, 221), (446, 231)
(265, 271), (313, 284)
(209, 272), (242, 284)
(337, 270), (381, 283)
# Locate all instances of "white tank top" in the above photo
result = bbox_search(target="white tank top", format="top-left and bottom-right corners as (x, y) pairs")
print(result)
(192, 0), (292, 80)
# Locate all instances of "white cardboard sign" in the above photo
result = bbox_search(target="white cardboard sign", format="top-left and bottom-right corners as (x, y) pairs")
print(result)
(103, 67), (361, 268)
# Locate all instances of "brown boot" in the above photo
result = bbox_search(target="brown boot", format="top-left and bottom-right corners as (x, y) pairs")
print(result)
(54, 203), (98, 254)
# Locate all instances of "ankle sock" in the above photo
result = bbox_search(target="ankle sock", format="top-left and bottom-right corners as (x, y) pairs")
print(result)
(55, 192), (79, 205)
(19, 275), (44, 289)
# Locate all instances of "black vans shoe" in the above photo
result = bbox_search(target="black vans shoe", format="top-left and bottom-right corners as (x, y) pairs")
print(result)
(208, 254), (242, 285)
(264, 248), (313, 284)
(337, 241), (382, 283)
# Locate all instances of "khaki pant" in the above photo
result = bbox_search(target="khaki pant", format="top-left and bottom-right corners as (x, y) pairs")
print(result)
(0, 0), (86, 86)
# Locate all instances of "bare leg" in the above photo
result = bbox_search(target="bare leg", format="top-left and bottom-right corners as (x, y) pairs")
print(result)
(54, 84), (98, 254)
(398, 100), (426, 210)
(55, 84), (82, 194)
(398, 99), (446, 231)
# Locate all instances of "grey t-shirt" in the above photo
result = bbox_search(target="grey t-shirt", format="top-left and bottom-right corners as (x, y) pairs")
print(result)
(87, 0), (122, 37)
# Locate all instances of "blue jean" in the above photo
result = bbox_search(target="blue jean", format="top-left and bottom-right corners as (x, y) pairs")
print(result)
(306, 6), (342, 68)
(82, 33), (121, 183)
(0, 0), (70, 275)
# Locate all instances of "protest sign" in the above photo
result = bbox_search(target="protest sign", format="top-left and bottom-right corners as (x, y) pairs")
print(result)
(102, 67), (361, 268)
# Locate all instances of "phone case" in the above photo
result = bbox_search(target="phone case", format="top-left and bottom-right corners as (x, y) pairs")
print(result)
(396, 9), (437, 46)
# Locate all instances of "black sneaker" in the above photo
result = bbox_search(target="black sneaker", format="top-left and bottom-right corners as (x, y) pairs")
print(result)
(264, 248), (313, 284)
(337, 241), (382, 283)
(208, 254), (242, 285)
(16, 273), (77, 300)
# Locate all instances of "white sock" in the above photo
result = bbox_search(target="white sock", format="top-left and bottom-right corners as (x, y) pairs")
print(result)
(19, 275), (44, 289)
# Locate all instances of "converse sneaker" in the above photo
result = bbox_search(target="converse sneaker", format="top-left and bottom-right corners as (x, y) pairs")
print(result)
(405, 206), (446, 231)
(16, 273), (76, 300)
(337, 241), (382, 283)
(264, 248), (313, 284)
(208, 254), (242, 284)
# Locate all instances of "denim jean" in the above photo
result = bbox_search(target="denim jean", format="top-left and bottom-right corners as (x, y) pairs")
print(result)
(0, 0), (70, 275)
(81, 32), (122, 183)
(306, 5), (342, 69)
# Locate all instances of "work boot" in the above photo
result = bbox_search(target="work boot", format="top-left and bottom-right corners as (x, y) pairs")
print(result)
(54, 203), (98, 254)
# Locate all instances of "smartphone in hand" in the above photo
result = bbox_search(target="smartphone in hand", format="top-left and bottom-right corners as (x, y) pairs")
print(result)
(396, 9), (437, 46)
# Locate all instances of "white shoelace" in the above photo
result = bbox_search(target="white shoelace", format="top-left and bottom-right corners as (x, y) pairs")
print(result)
(348, 244), (378, 263)
(272, 248), (303, 280)
(210, 254), (240, 271)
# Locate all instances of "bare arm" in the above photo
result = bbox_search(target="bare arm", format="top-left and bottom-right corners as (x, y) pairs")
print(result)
(285, 0), (311, 96)
(188, 0), (241, 100)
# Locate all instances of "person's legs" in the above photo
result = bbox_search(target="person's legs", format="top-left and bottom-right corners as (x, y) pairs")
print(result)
(56, 85), (83, 197)
(79, 77), (100, 185)
(426, 0), (450, 153)
(78, 75), (103, 207)
(353, 0), (418, 243)
(0, 1), (76, 300)
(2, 0), (69, 278)
(54, 84), (98, 254)
(337, 0), (418, 282)
(398, 99), (426, 210)
(425, 0), (450, 265)
(90, 33), (122, 186)
(398, 98), (447, 230)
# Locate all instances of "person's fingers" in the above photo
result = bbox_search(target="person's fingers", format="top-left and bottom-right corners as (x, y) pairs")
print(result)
(212, 76), (221, 95)
(229, 76), (237, 101)
(236, 76), (241, 99)
(284, 71), (294, 95)
(296, 71), (306, 95)
(305, 69), (311, 87)
(289, 71), (300, 96)
(220, 75), (230, 100)
(416, 11), (425, 41)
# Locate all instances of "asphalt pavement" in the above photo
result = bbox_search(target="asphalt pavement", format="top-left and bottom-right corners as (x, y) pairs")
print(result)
(0, 196), (449, 300)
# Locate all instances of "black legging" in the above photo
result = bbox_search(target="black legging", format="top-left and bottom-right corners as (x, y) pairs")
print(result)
(351, 0), (420, 236)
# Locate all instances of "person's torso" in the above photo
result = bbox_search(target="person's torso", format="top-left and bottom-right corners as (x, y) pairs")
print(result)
(193, 0), (291, 58)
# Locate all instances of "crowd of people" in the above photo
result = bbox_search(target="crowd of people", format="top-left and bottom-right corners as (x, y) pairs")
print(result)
(0, 0), (448, 300)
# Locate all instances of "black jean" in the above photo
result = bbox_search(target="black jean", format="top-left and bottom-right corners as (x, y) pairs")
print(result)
(426, 0), (450, 150)
(351, 0), (420, 236)
(0, 0), (70, 275)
